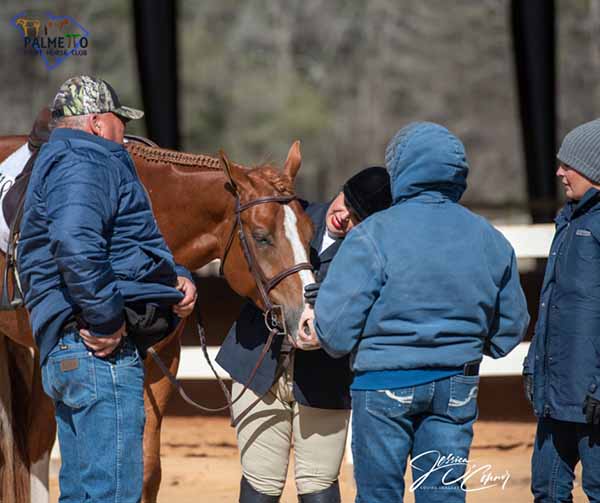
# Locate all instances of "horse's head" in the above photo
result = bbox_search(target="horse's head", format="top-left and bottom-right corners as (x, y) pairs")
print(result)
(218, 141), (315, 335)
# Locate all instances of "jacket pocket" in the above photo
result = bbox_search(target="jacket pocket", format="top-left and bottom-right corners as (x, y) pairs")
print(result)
(446, 375), (479, 423)
(574, 232), (600, 261)
(366, 387), (414, 418)
(42, 353), (97, 408)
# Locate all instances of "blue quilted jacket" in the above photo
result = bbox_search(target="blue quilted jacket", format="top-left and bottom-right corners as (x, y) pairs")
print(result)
(18, 128), (191, 363)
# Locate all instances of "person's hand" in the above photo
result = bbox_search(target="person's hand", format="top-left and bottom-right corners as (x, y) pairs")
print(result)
(289, 305), (321, 351)
(584, 394), (600, 427)
(80, 322), (126, 358)
(523, 373), (533, 404)
(297, 317), (321, 350)
(173, 276), (197, 318)
(304, 282), (321, 307)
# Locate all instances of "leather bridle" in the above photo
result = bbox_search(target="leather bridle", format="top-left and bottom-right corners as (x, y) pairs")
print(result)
(148, 187), (314, 423)
(219, 192), (313, 336)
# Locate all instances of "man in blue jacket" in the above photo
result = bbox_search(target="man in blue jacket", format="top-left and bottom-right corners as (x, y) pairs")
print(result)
(300, 122), (529, 502)
(524, 119), (600, 502)
(17, 75), (197, 503)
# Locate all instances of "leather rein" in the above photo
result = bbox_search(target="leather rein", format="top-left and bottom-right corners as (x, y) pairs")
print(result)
(148, 189), (313, 422)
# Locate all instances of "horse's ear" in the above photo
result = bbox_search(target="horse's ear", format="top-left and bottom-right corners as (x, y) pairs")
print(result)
(283, 140), (302, 180)
(219, 150), (240, 194)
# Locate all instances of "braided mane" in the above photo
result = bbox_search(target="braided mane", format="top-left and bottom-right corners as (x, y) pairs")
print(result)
(127, 142), (292, 195)
(126, 142), (222, 171)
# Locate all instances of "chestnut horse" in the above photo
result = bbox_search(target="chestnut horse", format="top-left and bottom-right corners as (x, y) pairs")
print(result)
(0, 135), (315, 502)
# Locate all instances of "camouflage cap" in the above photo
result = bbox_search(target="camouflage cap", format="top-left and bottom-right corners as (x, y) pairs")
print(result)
(51, 75), (144, 121)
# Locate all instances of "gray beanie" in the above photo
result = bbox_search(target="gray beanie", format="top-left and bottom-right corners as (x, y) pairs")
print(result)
(557, 119), (600, 183)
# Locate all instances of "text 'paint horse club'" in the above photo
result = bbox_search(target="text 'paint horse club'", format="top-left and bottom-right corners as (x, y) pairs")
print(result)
(0, 119), (315, 503)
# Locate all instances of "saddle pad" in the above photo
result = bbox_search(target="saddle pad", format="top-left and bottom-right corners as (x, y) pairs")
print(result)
(0, 144), (30, 252)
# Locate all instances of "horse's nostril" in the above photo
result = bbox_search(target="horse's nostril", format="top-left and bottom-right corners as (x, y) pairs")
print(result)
(284, 307), (304, 337)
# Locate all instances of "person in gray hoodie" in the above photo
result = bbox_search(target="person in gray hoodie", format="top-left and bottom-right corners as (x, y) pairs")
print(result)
(299, 122), (530, 502)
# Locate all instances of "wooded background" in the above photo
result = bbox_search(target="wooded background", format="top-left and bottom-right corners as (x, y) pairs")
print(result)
(1, 0), (599, 219)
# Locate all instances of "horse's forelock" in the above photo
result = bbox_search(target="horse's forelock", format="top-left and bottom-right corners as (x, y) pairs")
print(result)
(248, 165), (294, 196)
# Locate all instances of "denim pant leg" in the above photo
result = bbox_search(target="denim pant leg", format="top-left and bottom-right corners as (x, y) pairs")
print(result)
(531, 418), (579, 503)
(42, 332), (145, 503)
(351, 387), (417, 503)
(410, 376), (478, 503)
(54, 402), (85, 503)
(576, 422), (600, 502)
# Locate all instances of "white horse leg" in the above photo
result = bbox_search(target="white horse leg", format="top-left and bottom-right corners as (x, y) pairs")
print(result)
(30, 450), (50, 503)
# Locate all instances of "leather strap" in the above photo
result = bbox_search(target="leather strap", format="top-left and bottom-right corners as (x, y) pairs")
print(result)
(147, 301), (288, 419)
(230, 350), (293, 428)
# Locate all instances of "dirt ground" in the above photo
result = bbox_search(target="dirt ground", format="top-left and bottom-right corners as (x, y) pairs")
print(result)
(49, 417), (588, 502)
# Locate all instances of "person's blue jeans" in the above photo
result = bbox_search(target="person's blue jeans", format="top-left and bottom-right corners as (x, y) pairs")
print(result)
(41, 330), (145, 503)
(532, 417), (600, 502)
(351, 374), (479, 503)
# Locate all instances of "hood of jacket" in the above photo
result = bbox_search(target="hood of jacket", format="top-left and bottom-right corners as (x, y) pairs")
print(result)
(384, 122), (469, 204)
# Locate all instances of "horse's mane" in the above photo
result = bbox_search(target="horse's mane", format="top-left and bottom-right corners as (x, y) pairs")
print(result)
(126, 142), (222, 171)
(127, 141), (294, 195)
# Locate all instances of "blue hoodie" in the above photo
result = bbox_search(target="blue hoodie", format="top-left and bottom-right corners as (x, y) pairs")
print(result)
(314, 122), (529, 381)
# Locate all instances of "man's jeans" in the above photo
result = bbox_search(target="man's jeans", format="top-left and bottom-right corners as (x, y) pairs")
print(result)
(351, 374), (479, 503)
(532, 417), (600, 502)
(41, 330), (145, 503)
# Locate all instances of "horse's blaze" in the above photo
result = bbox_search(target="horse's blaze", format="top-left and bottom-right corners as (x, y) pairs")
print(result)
(282, 205), (315, 289)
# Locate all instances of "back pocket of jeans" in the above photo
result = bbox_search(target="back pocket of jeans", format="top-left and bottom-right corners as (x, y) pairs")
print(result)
(42, 353), (97, 408)
(366, 388), (414, 418)
(446, 375), (479, 423)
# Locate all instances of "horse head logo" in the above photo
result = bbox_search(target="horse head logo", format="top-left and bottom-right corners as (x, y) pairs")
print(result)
(15, 18), (40, 37)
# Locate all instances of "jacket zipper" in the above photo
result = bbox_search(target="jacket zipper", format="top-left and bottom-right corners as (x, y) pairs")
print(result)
(542, 221), (569, 417)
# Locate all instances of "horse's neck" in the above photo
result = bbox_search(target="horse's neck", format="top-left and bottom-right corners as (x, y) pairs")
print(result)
(0, 136), (27, 161)
(130, 146), (234, 271)
(0, 138), (235, 271)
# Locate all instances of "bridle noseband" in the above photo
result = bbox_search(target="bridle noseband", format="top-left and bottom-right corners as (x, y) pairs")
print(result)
(219, 192), (313, 336)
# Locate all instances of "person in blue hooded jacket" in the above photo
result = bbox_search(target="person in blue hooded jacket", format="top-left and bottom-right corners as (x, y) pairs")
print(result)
(524, 119), (600, 502)
(17, 76), (197, 503)
(298, 122), (529, 502)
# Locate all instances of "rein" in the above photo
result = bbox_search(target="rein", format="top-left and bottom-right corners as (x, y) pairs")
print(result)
(150, 189), (313, 425)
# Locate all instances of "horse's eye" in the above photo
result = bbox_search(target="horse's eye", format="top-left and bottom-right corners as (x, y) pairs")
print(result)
(252, 231), (272, 247)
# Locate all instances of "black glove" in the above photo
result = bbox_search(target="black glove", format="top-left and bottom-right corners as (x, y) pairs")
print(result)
(523, 374), (533, 404)
(304, 282), (321, 307)
(584, 394), (600, 427)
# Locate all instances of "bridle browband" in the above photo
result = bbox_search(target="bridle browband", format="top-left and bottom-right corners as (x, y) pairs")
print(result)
(219, 192), (313, 336)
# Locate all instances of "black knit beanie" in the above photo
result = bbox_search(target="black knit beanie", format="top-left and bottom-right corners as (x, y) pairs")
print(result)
(343, 166), (392, 221)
